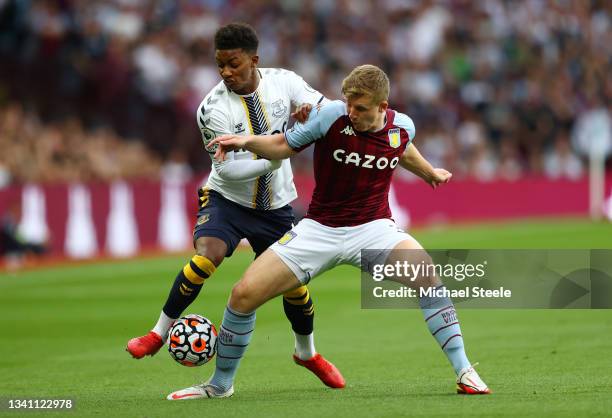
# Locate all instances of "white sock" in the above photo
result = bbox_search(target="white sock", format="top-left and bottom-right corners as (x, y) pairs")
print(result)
(294, 332), (316, 360)
(152, 311), (176, 341)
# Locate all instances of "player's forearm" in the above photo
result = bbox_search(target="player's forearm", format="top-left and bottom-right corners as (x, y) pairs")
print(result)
(244, 133), (296, 160)
(215, 159), (281, 181)
(399, 144), (435, 182)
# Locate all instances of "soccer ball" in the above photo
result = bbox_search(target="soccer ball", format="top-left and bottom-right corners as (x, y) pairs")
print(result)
(167, 314), (218, 367)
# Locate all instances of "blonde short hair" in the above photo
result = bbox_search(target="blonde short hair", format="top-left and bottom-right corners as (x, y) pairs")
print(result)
(341, 64), (390, 104)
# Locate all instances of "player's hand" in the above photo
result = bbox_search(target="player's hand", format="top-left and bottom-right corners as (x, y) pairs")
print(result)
(291, 103), (312, 124)
(208, 134), (249, 161)
(428, 168), (452, 189)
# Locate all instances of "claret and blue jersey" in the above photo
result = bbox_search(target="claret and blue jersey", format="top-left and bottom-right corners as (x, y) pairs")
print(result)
(284, 100), (416, 227)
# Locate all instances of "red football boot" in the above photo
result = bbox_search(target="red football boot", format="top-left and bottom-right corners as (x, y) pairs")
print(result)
(126, 331), (164, 359)
(293, 353), (346, 389)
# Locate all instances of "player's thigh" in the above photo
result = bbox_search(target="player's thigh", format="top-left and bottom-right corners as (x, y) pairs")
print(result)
(343, 219), (417, 266)
(230, 249), (302, 312)
(269, 218), (342, 284)
(345, 220), (439, 288)
(244, 204), (295, 257)
(386, 239), (440, 288)
(193, 189), (242, 258)
(343, 219), (435, 284)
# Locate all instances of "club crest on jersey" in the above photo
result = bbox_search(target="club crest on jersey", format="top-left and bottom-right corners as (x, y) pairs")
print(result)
(388, 128), (401, 148)
(278, 231), (297, 245)
(271, 99), (288, 118)
(196, 214), (210, 226)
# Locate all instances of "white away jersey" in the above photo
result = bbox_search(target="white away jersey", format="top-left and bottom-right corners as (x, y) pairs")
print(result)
(197, 68), (325, 210)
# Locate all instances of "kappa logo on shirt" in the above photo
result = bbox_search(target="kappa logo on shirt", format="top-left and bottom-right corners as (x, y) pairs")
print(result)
(340, 125), (356, 136)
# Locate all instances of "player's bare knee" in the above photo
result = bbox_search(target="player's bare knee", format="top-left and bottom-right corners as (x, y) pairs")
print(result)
(194, 237), (226, 267)
(229, 279), (257, 312)
(418, 259), (442, 288)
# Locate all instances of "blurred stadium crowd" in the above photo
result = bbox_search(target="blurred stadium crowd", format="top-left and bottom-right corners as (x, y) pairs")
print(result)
(0, 0), (609, 187)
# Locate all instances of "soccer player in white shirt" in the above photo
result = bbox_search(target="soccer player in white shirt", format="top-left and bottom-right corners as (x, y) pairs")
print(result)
(127, 23), (344, 392)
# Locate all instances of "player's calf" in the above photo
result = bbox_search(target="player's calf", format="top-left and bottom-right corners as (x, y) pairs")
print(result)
(283, 285), (316, 360)
(126, 254), (216, 359)
(208, 306), (256, 392)
(162, 254), (216, 319)
(419, 286), (471, 373)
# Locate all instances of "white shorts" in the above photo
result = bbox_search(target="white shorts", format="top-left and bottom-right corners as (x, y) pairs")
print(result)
(269, 218), (418, 284)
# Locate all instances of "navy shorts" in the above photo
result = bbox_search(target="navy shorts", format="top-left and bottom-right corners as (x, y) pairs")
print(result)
(193, 189), (295, 257)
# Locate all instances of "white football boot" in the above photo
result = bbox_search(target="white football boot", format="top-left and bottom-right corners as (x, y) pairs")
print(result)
(456, 364), (491, 394)
(166, 382), (234, 400)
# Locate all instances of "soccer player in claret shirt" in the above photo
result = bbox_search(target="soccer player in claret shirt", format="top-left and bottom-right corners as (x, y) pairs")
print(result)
(126, 22), (345, 391)
(168, 64), (491, 399)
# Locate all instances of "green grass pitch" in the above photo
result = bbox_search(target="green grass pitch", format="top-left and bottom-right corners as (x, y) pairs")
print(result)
(1, 217), (611, 417)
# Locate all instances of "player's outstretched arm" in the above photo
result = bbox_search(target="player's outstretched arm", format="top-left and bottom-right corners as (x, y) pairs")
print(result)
(399, 143), (452, 189)
(210, 133), (296, 161)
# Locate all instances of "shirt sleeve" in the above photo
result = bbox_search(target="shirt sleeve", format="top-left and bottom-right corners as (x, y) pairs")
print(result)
(393, 111), (416, 147)
(285, 70), (326, 107)
(197, 101), (231, 154)
(215, 159), (281, 181)
(284, 100), (346, 151)
(196, 100), (280, 181)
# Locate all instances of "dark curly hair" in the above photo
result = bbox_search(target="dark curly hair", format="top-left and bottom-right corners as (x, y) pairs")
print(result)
(214, 22), (259, 54)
